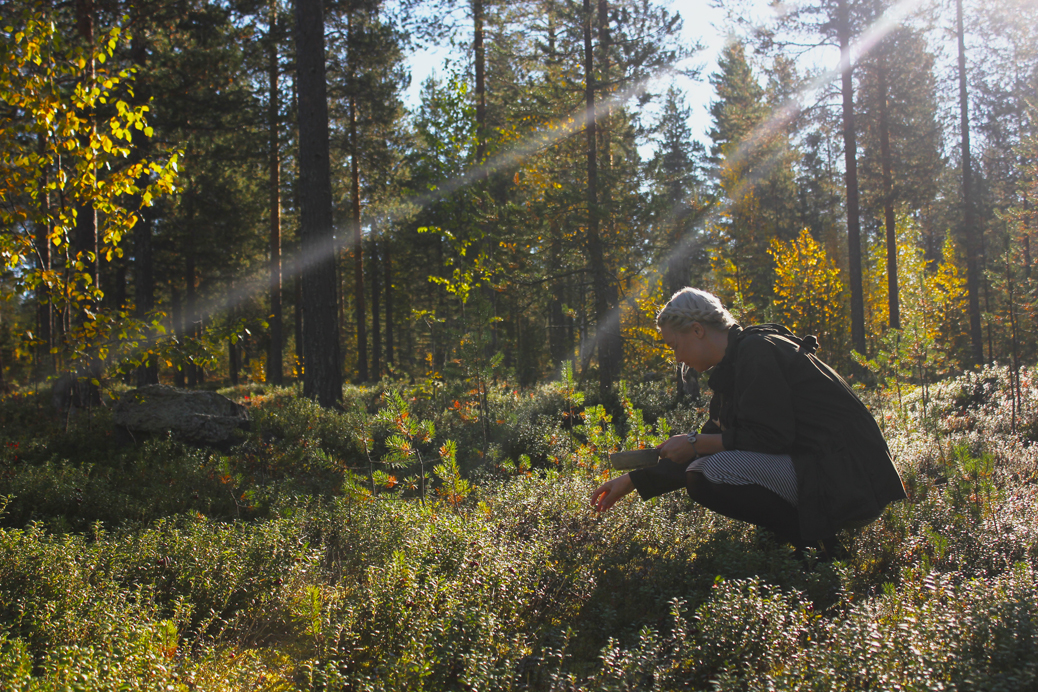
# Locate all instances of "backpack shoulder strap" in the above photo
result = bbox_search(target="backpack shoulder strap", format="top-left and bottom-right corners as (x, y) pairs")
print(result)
(739, 324), (819, 355)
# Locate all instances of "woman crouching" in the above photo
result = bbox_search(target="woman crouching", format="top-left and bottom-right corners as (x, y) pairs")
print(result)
(590, 287), (906, 557)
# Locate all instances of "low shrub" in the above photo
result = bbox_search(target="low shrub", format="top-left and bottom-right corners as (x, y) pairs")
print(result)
(0, 367), (1037, 688)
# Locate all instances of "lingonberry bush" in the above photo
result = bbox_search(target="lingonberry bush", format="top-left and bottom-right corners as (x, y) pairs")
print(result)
(0, 368), (1037, 689)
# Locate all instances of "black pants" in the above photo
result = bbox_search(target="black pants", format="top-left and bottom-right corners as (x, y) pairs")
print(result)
(686, 470), (841, 557)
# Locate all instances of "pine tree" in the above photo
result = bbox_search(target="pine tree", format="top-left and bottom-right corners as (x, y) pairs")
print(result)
(707, 41), (800, 316)
(265, 0), (286, 386)
(956, 0), (983, 365)
(837, 0), (866, 354)
(646, 86), (708, 395)
(648, 86), (708, 297)
(326, 0), (409, 382)
(295, 0), (342, 405)
(857, 22), (945, 331)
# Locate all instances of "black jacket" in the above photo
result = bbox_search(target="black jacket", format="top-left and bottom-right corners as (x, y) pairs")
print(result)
(630, 324), (906, 541)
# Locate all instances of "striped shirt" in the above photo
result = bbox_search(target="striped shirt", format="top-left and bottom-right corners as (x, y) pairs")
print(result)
(687, 451), (799, 507)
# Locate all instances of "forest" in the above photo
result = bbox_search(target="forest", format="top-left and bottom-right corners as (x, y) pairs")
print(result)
(0, 0), (1033, 397)
(2, 0), (1038, 688)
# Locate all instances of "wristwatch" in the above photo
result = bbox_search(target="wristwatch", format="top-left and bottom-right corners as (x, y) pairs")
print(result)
(684, 433), (699, 460)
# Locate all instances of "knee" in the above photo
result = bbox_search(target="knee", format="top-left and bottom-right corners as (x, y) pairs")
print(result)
(685, 470), (707, 503)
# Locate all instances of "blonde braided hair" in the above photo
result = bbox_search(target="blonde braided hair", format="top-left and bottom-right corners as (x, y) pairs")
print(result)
(656, 287), (737, 332)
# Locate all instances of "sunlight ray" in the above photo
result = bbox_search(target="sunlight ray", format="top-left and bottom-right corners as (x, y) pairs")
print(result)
(568, 0), (926, 379)
(170, 0), (924, 377)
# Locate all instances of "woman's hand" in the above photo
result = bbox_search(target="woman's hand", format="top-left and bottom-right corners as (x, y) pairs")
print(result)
(590, 474), (634, 513)
(657, 434), (698, 466)
(657, 432), (723, 465)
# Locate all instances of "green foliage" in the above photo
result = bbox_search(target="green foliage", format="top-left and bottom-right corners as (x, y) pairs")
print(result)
(374, 391), (437, 501)
(770, 228), (848, 360)
(432, 440), (471, 509)
(0, 7), (180, 378)
(0, 368), (1037, 688)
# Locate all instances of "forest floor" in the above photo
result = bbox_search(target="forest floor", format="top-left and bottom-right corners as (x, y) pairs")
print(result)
(0, 366), (1036, 690)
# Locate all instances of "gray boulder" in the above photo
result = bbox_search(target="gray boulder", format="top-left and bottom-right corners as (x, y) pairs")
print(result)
(113, 385), (249, 446)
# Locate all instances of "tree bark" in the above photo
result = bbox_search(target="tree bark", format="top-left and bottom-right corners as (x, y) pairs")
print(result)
(875, 29), (900, 330)
(185, 220), (198, 387)
(472, 0), (487, 164)
(384, 238), (393, 365)
(133, 203), (157, 385)
(267, 7), (284, 385)
(350, 93), (367, 381)
(548, 222), (567, 372)
(229, 331), (241, 386)
(957, 0), (983, 365)
(0, 310), (7, 393)
(837, 0), (866, 354)
(172, 285), (186, 387)
(294, 272), (304, 375)
(35, 133), (53, 379)
(130, 14), (158, 386)
(371, 238), (381, 378)
(1023, 194), (1031, 281)
(584, 0), (620, 394)
(295, 0), (342, 405)
(597, 0), (611, 170)
(75, 0), (99, 302)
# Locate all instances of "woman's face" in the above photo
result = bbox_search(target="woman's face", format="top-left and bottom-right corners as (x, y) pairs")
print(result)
(660, 322), (712, 373)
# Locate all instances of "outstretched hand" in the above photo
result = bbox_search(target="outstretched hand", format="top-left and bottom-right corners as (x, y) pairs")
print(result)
(590, 473), (635, 513)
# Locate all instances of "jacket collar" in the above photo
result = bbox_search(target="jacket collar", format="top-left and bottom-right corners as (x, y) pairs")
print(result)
(707, 324), (742, 393)
(724, 324), (743, 359)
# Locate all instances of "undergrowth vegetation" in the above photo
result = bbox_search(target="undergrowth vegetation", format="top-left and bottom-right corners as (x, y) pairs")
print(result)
(0, 366), (1037, 689)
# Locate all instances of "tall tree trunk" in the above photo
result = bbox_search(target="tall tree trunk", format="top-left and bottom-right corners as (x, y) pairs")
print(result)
(665, 237), (692, 398)
(65, 0), (103, 406)
(133, 201), (157, 385)
(583, 0), (620, 394)
(371, 239), (381, 379)
(337, 256), (344, 364)
(350, 93), (367, 381)
(0, 310), (7, 393)
(75, 0), (99, 299)
(290, 77), (304, 381)
(195, 312), (206, 384)
(1005, 231), (1020, 427)
(471, 0), (498, 356)
(35, 133), (53, 379)
(130, 5), (158, 386)
(172, 285), (186, 387)
(229, 329), (241, 386)
(548, 221), (567, 373)
(957, 0), (983, 365)
(113, 253), (128, 310)
(875, 30), (900, 330)
(267, 7), (284, 385)
(596, 0), (611, 170)
(383, 239), (393, 365)
(837, 0), (866, 354)
(432, 241), (446, 371)
(472, 0), (486, 164)
(185, 223), (198, 387)
(294, 272), (304, 376)
(295, 0), (342, 406)
(74, 0), (99, 404)
(1023, 194), (1031, 281)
